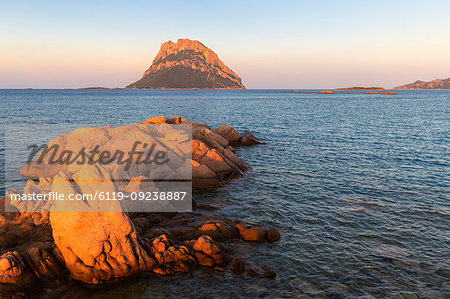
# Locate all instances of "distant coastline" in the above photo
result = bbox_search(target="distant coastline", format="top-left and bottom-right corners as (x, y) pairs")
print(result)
(394, 78), (450, 89)
(7, 87), (450, 91)
(76, 87), (122, 90)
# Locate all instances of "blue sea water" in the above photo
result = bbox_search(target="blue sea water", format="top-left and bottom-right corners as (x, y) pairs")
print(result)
(0, 89), (449, 298)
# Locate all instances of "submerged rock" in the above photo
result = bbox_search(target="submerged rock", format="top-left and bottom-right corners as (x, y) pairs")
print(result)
(230, 257), (246, 274)
(266, 227), (281, 242)
(246, 263), (276, 279)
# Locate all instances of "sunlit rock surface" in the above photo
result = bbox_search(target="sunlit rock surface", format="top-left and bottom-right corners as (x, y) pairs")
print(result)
(394, 77), (450, 89)
(126, 39), (245, 89)
(1, 116), (279, 293)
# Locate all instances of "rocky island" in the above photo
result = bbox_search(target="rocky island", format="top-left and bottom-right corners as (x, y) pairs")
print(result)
(394, 78), (450, 89)
(127, 39), (245, 89)
(76, 87), (122, 90)
(0, 117), (277, 297)
(334, 87), (385, 91)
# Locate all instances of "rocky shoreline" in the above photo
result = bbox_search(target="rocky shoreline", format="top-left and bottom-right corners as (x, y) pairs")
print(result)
(0, 116), (278, 297)
(126, 39), (246, 89)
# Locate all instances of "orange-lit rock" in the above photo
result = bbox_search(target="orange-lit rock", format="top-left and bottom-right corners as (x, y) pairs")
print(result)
(50, 168), (156, 284)
(194, 251), (215, 267)
(150, 235), (196, 273)
(236, 223), (266, 242)
(213, 124), (241, 145)
(193, 235), (224, 265)
(319, 90), (334, 94)
(246, 263), (276, 279)
(198, 220), (238, 240)
(394, 78), (450, 89)
(334, 87), (385, 91)
(192, 126), (225, 154)
(2, 116), (278, 293)
(51, 210), (156, 283)
(19, 116), (261, 190)
(193, 235), (220, 256)
(364, 91), (397, 95)
(191, 160), (223, 188)
(126, 38), (245, 89)
(201, 149), (233, 180)
(141, 116), (166, 124)
(192, 140), (209, 162)
(0, 251), (30, 284)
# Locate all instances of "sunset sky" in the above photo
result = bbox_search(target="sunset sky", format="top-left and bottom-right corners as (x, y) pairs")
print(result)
(1, 0), (449, 89)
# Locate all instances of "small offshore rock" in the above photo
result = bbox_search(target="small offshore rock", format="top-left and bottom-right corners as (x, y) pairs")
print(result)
(266, 227), (281, 242)
(230, 257), (245, 274)
(246, 263), (276, 279)
(240, 133), (266, 146)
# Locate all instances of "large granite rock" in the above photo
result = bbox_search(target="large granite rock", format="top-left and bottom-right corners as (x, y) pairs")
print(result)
(19, 117), (257, 190)
(49, 167), (156, 284)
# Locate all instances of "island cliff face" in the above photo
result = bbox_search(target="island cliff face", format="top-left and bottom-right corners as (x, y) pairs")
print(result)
(394, 78), (450, 89)
(127, 39), (245, 89)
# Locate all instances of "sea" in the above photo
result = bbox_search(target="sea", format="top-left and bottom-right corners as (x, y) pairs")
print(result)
(0, 89), (449, 298)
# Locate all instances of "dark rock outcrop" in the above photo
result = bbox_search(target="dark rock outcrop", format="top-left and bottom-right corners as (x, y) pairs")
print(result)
(127, 39), (245, 89)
